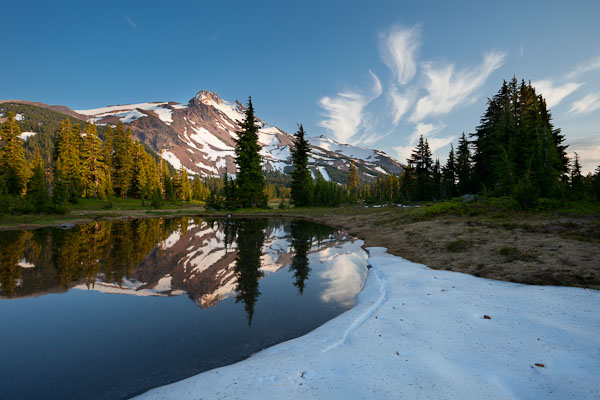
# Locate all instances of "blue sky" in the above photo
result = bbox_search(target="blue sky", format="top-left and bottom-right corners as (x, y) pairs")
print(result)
(2, 0), (599, 172)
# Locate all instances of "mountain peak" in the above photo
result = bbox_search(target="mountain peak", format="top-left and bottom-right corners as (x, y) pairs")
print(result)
(195, 90), (223, 105)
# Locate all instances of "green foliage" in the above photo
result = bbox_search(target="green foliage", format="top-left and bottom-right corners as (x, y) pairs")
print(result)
(0, 113), (29, 195)
(471, 77), (568, 198)
(27, 155), (50, 212)
(446, 239), (473, 253)
(233, 97), (267, 208)
(407, 135), (434, 201)
(290, 124), (312, 206)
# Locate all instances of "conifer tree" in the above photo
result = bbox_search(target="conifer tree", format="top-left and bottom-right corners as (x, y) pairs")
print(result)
(432, 159), (442, 200)
(347, 162), (359, 202)
(55, 119), (82, 200)
(455, 133), (472, 195)
(80, 122), (104, 198)
(290, 124), (312, 207)
(592, 164), (600, 201)
(101, 125), (114, 197)
(570, 152), (584, 196)
(0, 113), (29, 195)
(442, 144), (456, 198)
(471, 78), (568, 197)
(408, 135), (433, 201)
(27, 154), (50, 211)
(112, 123), (134, 196)
(234, 97), (267, 208)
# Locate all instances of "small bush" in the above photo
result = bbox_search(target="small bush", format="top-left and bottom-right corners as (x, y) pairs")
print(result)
(498, 246), (537, 262)
(446, 239), (473, 252)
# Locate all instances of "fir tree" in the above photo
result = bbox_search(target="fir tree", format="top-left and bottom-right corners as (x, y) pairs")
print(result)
(234, 97), (267, 208)
(570, 152), (584, 196)
(290, 124), (312, 207)
(442, 144), (456, 198)
(0, 112), (29, 195)
(455, 133), (472, 195)
(471, 78), (568, 198)
(54, 118), (82, 201)
(347, 162), (359, 202)
(80, 122), (104, 198)
(112, 123), (134, 196)
(27, 154), (50, 212)
(408, 135), (433, 200)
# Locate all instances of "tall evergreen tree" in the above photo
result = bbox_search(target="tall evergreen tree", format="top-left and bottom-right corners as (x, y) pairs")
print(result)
(290, 124), (312, 207)
(0, 113), (29, 195)
(570, 152), (584, 196)
(80, 122), (105, 198)
(54, 118), (82, 200)
(27, 154), (50, 211)
(471, 78), (568, 197)
(112, 123), (134, 196)
(347, 162), (359, 201)
(407, 135), (433, 200)
(455, 132), (472, 195)
(442, 144), (456, 198)
(234, 97), (267, 208)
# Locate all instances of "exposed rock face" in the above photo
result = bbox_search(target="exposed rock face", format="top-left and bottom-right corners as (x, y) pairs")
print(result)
(75, 90), (405, 181)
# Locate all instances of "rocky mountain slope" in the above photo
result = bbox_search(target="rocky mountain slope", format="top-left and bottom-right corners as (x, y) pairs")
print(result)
(74, 90), (405, 182)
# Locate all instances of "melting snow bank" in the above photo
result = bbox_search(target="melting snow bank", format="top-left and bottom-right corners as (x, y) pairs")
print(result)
(137, 247), (600, 399)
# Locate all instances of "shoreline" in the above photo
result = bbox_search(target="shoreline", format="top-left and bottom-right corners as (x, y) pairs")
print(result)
(1, 206), (598, 290)
(136, 246), (600, 399)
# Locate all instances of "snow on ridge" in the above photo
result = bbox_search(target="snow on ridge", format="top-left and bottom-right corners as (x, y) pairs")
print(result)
(76, 102), (174, 125)
(307, 135), (378, 162)
(75, 102), (168, 116)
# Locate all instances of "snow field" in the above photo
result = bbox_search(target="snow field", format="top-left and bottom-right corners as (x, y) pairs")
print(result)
(137, 247), (600, 400)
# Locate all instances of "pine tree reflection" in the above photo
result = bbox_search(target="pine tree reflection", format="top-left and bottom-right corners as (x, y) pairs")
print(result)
(289, 220), (312, 295)
(233, 218), (266, 326)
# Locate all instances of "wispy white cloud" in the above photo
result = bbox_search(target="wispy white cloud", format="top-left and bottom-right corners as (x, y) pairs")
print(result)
(125, 16), (136, 28)
(318, 71), (382, 144)
(389, 86), (414, 125)
(566, 55), (600, 79)
(209, 32), (219, 41)
(569, 93), (600, 114)
(380, 26), (420, 86)
(409, 51), (506, 122)
(532, 80), (581, 109)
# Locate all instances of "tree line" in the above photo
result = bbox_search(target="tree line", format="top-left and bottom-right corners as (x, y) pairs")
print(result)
(2, 77), (599, 215)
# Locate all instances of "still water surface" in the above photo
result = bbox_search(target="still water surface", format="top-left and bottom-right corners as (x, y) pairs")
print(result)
(0, 217), (367, 399)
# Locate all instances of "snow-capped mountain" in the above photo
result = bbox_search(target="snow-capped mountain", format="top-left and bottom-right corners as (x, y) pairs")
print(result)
(75, 90), (405, 181)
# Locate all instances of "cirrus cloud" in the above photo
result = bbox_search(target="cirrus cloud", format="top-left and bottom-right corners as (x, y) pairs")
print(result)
(318, 71), (382, 144)
(409, 51), (506, 122)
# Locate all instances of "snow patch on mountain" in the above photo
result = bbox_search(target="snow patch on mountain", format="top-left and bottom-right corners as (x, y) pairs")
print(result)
(20, 131), (36, 140)
(161, 151), (182, 171)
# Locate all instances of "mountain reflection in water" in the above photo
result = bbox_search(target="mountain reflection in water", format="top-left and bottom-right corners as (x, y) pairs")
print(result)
(0, 217), (359, 325)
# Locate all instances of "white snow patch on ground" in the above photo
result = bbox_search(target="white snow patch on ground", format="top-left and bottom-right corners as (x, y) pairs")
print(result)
(137, 247), (600, 400)
(14, 113), (24, 121)
(161, 151), (182, 170)
(318, 166), (331, 181)
(19, 131), (36, 141)
(171, 104), (187, 110)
